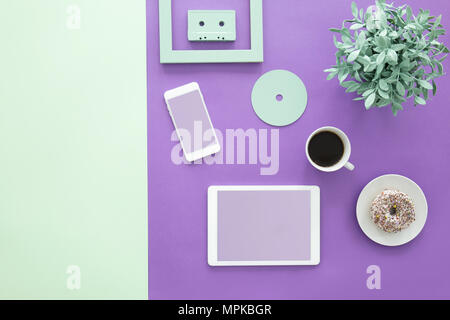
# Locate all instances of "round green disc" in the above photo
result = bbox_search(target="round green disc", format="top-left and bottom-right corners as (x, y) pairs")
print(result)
(251, 70), (308, 126)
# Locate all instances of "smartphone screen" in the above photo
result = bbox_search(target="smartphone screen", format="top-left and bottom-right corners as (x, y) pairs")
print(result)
(167, 89), (217, 154)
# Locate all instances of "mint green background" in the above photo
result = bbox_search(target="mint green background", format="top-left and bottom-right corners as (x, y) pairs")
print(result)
(0, 0), (148, 299)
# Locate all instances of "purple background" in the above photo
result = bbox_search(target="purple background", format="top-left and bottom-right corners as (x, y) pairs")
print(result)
(147, 0), (450, 299)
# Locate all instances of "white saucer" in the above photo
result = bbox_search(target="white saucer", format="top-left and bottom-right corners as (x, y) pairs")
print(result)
(356, 174), (428, 246)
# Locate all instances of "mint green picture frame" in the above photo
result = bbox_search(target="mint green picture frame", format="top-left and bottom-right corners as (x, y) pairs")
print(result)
(159, 0), (264, 64)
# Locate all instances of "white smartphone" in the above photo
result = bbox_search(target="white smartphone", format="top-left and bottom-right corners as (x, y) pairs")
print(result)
(164, 82), (221, 162)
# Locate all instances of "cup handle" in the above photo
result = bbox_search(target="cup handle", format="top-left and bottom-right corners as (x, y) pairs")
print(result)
(344, 161), (355, 171)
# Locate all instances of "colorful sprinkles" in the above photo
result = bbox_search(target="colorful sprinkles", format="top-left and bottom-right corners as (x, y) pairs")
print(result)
(370, 189), (415, 233)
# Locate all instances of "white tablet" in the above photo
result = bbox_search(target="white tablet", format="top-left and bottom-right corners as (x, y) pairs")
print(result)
(208, 186), (320, 266)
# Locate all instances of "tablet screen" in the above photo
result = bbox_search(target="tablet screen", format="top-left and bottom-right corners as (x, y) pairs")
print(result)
(216, 189), (312, 261)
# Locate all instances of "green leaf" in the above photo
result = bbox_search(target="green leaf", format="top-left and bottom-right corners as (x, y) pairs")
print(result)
(434, 60), (444, 75)
(326, 71), (338, 80)
(399, 59), (411, 70)
(378, 89), (390, 99)
(431, 40), (441, 46)
(406, 7), (413, 21)
(356, 31), (366, 47)
(352, 2), (358, 18)
(338, 70), (349, 83)
(423, 88), (429, 100)
(348, 49), (361, 62)
(414, 96), (426, 105)
(418, 52), (431, 64)
(365, 63), (377, 73)
(396, 82), (406, 96)
(350, 23), (364, 30)
(400, 73), (413, 83)
(386, 49), (398, 64)
(346, 83), (360, 93)
(389, 31), (399, 38)
(376, 51), (386, 65)
(407, 90), (414, 98)
(357, 56), (370, 67)
(375, 63), (384, 79)
(432, 80), (437, 96)
(341, 81), (358, 88)
(418, 80), (433, 90)
(362, 88), (375, 97)
(379, 79), (389, 91)
(433, 15), (442, 30)
(391, 44), (406, 51)
(391, 103), (403, 116)
(365, 92), (376, 109)
(376, 37), (387, 49)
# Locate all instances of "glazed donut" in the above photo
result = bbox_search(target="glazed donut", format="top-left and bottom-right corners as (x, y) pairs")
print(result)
(370, 189), (415, 233)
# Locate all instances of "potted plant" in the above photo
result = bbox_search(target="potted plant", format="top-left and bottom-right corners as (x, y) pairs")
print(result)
(324, 0), (448, 115)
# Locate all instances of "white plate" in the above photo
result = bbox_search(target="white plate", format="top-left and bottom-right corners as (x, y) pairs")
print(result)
(356, 174), (428, 246)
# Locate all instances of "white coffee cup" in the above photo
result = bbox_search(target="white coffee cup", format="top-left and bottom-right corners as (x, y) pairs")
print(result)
(305, 126), (355, 172)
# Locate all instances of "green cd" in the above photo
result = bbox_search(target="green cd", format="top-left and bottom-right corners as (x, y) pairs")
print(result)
(251, 70), (308, 126)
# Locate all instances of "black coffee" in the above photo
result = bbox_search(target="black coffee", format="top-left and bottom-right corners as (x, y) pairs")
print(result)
(308, 131), (344, 167)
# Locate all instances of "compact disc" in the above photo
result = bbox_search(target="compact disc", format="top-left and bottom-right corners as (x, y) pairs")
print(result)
(251, 70), (308, 126)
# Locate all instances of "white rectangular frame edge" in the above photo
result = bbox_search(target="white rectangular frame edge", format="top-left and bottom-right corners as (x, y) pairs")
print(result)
(207, 185), (320, 266)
